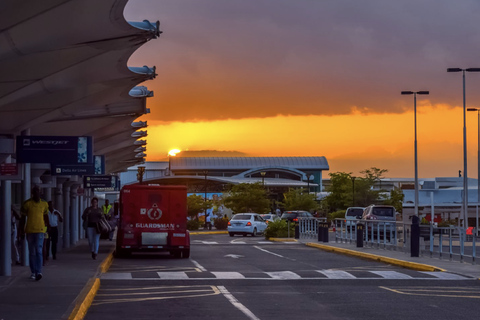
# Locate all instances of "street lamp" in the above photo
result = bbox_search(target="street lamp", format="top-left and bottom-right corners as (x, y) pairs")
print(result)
(467, 107), (480, 233)
(448, 67), (480, 228)
(261, 171), (266, 186)
(401, 90), (429, 217)
(351, 176), (356, 207)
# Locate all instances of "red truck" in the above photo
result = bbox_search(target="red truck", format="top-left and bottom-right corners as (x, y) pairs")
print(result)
(115, 184), (190, 258)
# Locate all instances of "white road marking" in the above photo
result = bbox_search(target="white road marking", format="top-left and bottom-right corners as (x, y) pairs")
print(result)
(266, 271), (301, 279)
(101, 273), (133, 280)
(231, 241), (246, 244)
(217, 286), (261, 320)
(316, 270), (356, 279)
(257, 241), (273, 244)
(420, 272), (470, 280)
(202, 241), (218, 244)
(191, 260), (207, 272)
(370, 271), (413, 279)
(253, 246), (284, 258)
(224, 254), (244, 259)
(157, 272), (189, 279)
(212, 272), (245, 279)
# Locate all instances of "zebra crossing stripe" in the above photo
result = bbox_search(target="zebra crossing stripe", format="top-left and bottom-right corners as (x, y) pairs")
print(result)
(420, 272), (469, 280)
(316, 270), (356, 279)
(266, 271), (302, 279)
(157, 272), (189, 279)
(203, 241), (218, 244)
(101, 273), (133, 280)
(370, 271), (413, 279)
(212, 272), (245, 279)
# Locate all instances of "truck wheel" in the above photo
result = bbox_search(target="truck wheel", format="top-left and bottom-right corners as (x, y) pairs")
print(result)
(182, 249), (190, 259)
(229, 232), (234, 237)
(251, 228), (257, 237)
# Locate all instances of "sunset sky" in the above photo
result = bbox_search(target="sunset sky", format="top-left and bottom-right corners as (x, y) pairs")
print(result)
(124, 0), (480, 178)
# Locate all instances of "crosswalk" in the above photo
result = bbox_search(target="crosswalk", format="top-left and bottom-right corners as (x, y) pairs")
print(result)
(101, 270), (472, 281)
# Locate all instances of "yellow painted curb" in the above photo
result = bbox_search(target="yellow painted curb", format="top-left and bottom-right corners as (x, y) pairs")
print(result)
(98, 250), (115, 274)
(190, 231), (229, 235)
(306, 243), (446, 272)
(269, 238), (298, 242)
(68, 278), (100, 320)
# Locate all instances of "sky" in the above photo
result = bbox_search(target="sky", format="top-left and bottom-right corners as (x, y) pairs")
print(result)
(124, 0), (480, 178)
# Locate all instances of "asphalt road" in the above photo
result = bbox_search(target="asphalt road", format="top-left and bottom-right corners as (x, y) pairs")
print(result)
(85, 234), (480, 320)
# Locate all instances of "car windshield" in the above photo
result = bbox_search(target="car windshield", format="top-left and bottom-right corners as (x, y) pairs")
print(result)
(372, 207), (394, 217)
(346, 209), (363, 217)
(262, 215), (272, 219)
(232, 214), (252, 220)
(281, 213), (297, 218)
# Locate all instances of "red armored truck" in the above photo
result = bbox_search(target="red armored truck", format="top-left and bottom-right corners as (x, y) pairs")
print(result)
(115, 184), (190, 258)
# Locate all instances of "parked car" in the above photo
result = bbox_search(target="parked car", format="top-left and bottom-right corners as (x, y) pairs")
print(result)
(361, 205), (397, 238)
(280, 210), (313, 222)
(344, 207), (365, 231)
(228, 213), (267, 237)
(261, 214), (280, 224)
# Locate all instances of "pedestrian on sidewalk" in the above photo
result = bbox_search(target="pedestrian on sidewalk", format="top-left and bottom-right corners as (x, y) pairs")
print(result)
(20, 185), (50, 281)
(82, 197), (103, 260)
(205, 214), (212, 230)
(11, 205), (21, 265)
(47, 201), (63, 260)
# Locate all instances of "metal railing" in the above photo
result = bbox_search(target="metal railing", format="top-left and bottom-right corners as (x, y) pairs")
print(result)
(330, 218), (478, 265)
(298, 217), (327, 240)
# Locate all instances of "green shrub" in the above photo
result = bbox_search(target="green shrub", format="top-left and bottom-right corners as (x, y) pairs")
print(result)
(264, 219), (296, 239)
(214, 217), (229, 230)
(187, 219), (201, 230)
(327, 210), (345, 224)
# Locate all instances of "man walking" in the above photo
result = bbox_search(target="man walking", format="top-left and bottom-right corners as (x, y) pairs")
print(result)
(47, 201), (63, 260)
(21, 186), (49, 281)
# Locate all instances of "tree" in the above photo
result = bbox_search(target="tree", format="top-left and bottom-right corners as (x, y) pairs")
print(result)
(281, 188), (319, 212)
(383, 187), (404, 213)
(321, 167), (390, 212)
(223, 183), (271, 214)
(187, 194), (212, 219)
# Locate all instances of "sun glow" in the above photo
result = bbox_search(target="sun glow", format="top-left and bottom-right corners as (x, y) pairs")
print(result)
(168, 149), (181, 156)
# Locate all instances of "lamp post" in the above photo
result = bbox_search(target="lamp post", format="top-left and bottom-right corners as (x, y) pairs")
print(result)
(467, 107), (480, 234)
(448, 68), (480, 228)
(261, 171), (266, 187)
(351, 176), (356, 207)
(203, 170), (208, 219)
(401, 90), (429, 217)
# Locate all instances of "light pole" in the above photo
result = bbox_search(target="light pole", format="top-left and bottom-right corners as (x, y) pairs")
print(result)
(261, 171), (266, 187)
(448, 68), (480, 228)
(351, 176), (356, 207)
(467, 107), (480, 234)
(401, 90), (429, 217)
(203, 170), (208, 220)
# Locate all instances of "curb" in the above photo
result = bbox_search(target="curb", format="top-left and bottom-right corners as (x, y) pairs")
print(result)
(305, 242), (446, 272)
(269, 238), (298, 242)
(190, 231), (228, 235)
(66, 250), (115, 320)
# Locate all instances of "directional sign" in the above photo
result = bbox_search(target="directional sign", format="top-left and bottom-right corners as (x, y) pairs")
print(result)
(16, 136), (93, 164)
(52, 164), (95, 175)
(84, 175), (117, 189)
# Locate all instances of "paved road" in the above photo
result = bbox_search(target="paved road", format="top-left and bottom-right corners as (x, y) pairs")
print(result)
(85, 234), (480, 320)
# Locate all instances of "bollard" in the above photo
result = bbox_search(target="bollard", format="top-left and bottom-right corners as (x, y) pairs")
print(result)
(294, 223), (299, 239)
(411, 215), (420, 257)
(318, 224), (324, 242)
(320, 222), (329, 243)
(356, 224), (364, 247)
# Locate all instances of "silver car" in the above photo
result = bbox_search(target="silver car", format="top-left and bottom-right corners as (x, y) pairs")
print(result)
(228, 213), (267, 237)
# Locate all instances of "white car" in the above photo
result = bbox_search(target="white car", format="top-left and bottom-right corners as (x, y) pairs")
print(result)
(260, 214), (280, 224)
(228, 213), (267, 237)
(345, 207), (365, 230)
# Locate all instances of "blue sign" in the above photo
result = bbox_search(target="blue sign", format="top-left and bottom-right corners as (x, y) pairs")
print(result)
(16, 136), (93, 164)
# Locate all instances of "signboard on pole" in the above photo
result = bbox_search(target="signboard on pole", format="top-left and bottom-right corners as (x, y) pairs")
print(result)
(16, 136), (93, 164)
(84, 175), (117, 189)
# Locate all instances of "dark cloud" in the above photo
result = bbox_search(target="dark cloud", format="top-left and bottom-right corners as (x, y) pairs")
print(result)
(126, 0), (480, 122)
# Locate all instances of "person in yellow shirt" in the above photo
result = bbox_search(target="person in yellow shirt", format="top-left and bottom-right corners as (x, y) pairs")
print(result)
(20, 186), (49, 281)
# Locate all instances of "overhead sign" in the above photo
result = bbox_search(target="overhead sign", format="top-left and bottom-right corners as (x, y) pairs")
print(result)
(84, 175), (117, 189)
(16, 136), (93, 164)
(52, 155), (105, 176)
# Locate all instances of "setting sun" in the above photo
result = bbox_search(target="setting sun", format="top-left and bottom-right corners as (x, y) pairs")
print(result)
(168, 149), (181, 157)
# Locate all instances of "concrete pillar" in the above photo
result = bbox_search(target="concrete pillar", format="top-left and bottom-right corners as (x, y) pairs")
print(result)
(70, 184), (80, 245)
(0, 179), (12, 276)
(63, 182), (71, 249)
(21, 162), (31, 266)
(55, 179), (66, 250)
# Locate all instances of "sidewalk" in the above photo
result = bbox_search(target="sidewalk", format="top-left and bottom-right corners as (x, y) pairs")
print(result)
(0, 238), (115, 320)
